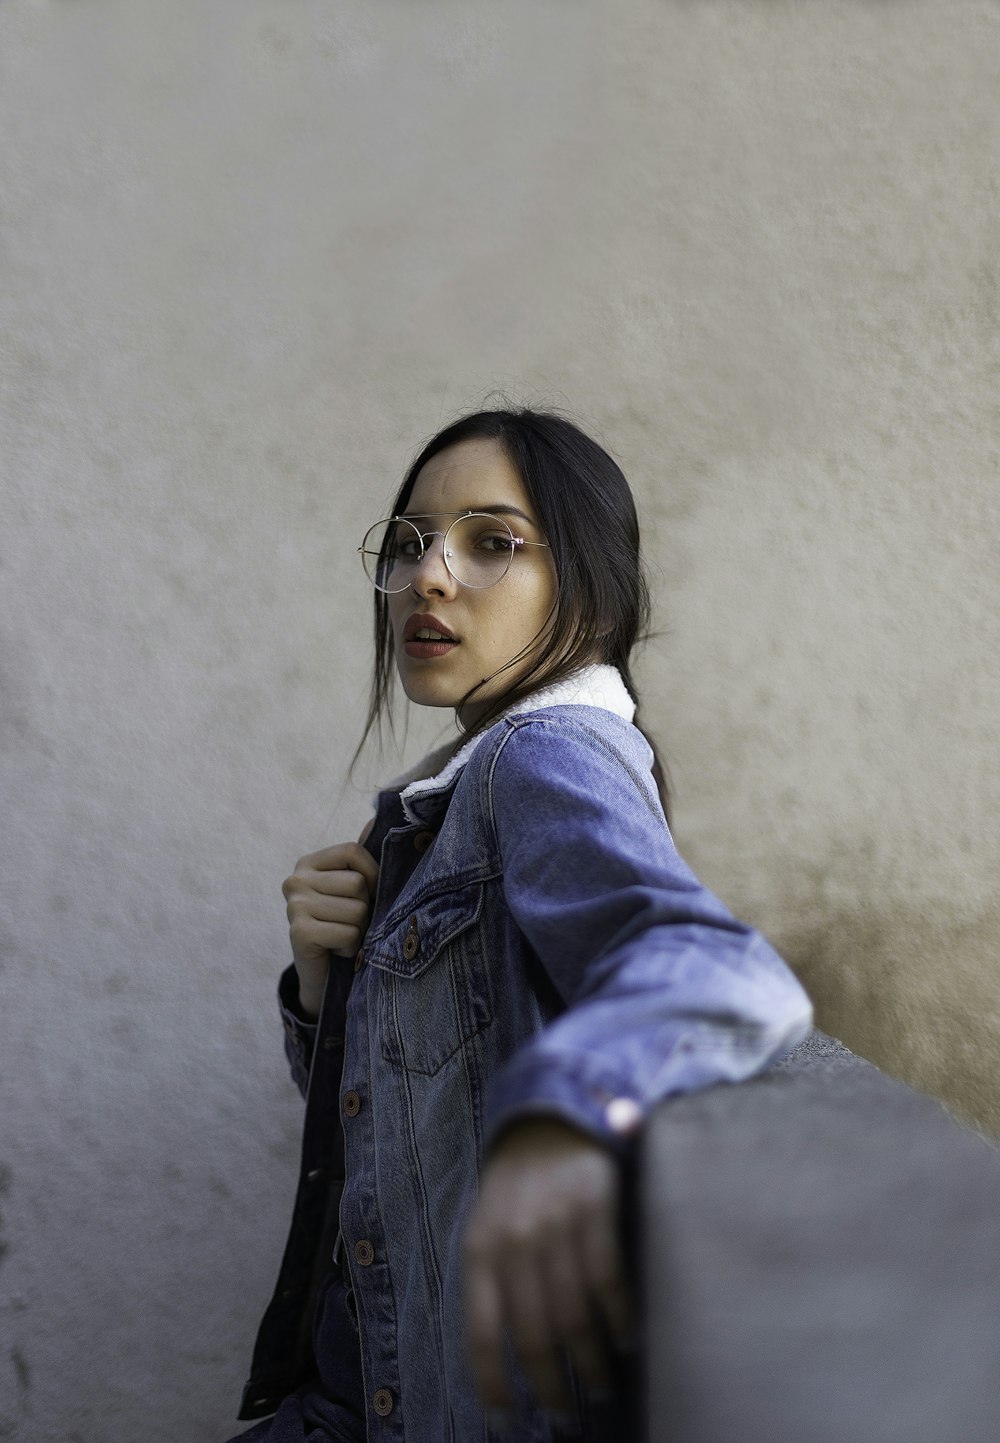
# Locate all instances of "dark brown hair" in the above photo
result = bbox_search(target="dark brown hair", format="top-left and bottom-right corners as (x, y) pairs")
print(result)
(352, 403), (670, 817)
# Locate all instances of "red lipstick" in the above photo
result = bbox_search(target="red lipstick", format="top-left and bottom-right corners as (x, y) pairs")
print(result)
(403, 612), (460, 659)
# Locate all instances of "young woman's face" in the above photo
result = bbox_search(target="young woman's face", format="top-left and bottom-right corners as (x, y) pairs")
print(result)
(387, 438), (558, 725)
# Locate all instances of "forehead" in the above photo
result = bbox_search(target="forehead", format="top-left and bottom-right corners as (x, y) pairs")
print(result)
(405, 438), (536, 521)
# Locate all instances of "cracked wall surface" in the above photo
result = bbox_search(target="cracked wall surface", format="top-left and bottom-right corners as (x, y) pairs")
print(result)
(2, 2), (998, 1438)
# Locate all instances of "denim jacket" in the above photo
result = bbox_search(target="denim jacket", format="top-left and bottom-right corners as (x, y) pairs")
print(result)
(238, 664), (813, 1438)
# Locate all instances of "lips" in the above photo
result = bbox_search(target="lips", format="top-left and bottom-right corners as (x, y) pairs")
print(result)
(403, 613), (458, 643)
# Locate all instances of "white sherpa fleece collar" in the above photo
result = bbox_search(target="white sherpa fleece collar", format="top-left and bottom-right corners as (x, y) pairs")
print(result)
(380, 663), (636, 824)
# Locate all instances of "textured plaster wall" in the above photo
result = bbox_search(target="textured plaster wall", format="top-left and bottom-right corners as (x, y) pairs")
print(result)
(1, 2), (997, 1438)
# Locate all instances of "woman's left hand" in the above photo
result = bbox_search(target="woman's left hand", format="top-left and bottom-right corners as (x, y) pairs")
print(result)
(462, 1116), (635, 1421)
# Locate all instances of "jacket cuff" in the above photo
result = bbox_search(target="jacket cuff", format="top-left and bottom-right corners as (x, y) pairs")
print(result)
(484, 1048), (644, 1161)
(277, 964), (317, 1092)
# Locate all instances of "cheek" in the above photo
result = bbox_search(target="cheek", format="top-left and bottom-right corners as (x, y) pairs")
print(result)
(387, 602), (406, 641)
(506, 585), (557, 649)
(529, 570), (559, 629)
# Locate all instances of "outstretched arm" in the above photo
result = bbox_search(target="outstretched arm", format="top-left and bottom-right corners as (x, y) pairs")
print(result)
(463, 713), (812, 1416)
(484, 713), (812, 1149)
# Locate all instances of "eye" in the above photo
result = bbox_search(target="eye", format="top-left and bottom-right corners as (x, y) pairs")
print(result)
(475, 531), (516, 554)
(395, 536), (422, 560)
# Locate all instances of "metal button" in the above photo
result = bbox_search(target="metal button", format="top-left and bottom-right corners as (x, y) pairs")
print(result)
(402, 920), (420, 961)
(354, 947), (365, 972)
(605, 1097), (643, 1134)
(413, 828), (435, 853)
(354, 1239), (375, 1266)
(343, 1090), (361, 1117)
(372, 1387), (394, 1417)
(306, 1167), (325, 1183)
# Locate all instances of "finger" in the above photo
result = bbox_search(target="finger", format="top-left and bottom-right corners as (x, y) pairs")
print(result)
(342, 843), (380, 897)
(463, 1242), (511, 1410)
(292, 895), (370, 929)
(499, 1245), (574, 1414)
(299, 868), (371, 901)
(295, 842), (380, 894)
(541, 1230), (612, 1395)
(294, 844), (350, 873)
(289, 919), (363, 958)
(578, 1203), (636, 1350)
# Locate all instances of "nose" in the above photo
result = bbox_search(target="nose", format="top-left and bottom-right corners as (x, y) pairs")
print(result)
(410, 531), (458, 598)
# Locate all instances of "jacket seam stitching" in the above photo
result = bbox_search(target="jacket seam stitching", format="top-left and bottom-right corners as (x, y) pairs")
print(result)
(489, 713), (662, 826)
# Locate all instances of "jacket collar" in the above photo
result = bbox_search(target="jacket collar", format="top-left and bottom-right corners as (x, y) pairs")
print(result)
(382, 663), (636, 825)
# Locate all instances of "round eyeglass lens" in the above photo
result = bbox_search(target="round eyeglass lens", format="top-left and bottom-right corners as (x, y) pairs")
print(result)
(444, 513), (517, 588)
(360, 517), (423, 593)
(360, 513), (517, 591)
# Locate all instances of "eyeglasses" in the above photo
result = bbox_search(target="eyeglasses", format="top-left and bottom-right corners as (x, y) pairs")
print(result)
(358, 511), (550, 593)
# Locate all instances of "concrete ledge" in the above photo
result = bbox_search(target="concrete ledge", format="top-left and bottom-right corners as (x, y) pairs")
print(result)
(642, 1031), (1000, 1443)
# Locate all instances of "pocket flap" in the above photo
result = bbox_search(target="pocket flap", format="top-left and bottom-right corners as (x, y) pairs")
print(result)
(365, 882), (484, 979)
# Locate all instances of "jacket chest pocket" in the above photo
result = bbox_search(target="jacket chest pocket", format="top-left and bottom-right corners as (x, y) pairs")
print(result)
(367, 882), (494, 1076)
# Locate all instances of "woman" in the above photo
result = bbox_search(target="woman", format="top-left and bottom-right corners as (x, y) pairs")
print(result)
(231, 406), (813, 1442)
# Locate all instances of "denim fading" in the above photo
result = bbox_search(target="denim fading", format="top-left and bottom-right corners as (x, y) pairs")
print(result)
(237, 699), (814, 1441)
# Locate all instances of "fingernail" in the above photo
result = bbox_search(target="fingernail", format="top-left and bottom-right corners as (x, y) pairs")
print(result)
(486, 1407), (512, 1435)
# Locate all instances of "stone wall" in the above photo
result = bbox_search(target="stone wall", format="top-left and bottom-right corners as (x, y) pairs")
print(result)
(2, 3), (997, 1437)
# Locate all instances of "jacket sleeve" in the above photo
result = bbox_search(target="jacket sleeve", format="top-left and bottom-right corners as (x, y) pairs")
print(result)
(277, 963), (317, 1100)
(484, 714), (814, 1154)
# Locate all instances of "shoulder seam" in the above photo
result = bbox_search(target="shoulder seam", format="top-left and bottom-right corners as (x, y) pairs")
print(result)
(489, 711), (663, 827)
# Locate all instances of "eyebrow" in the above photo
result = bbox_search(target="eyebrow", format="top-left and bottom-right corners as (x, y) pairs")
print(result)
(399, 504), (536, 526)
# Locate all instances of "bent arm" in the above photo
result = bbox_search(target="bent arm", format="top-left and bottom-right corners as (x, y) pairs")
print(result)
(275, 817), (377, 1099)
(485, 716), (813, 1152)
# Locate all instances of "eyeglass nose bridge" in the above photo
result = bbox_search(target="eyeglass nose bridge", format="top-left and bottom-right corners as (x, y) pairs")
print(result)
(409, 524), (458, 584)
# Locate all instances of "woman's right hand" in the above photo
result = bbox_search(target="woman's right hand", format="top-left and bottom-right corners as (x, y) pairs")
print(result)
(282, 821), (379, 1019)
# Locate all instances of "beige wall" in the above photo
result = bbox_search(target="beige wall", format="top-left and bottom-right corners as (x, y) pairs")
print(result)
(2, 2), (998, 1437)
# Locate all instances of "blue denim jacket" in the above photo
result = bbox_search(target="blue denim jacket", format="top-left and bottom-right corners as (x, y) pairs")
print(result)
(239, 665), (813, 1439)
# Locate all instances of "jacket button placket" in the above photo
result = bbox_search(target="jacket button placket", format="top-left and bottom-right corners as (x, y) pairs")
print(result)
(340, 934), (403, 1436)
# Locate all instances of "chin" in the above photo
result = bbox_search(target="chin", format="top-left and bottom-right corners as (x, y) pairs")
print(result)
(398, 675), (461, 710)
